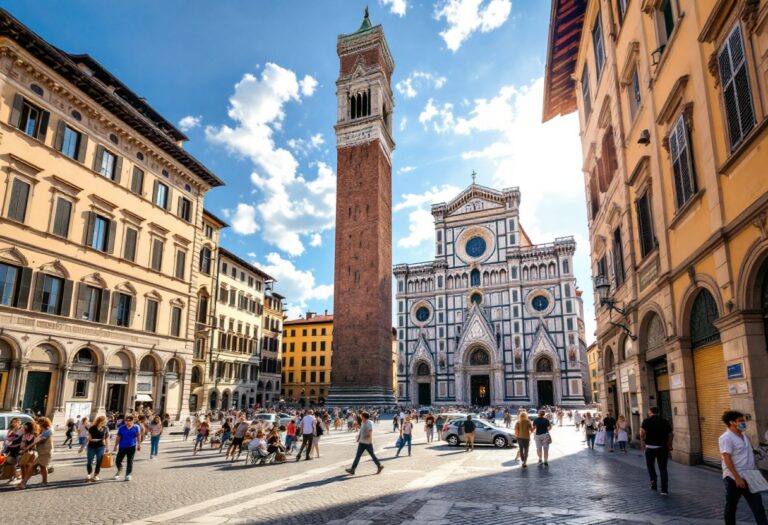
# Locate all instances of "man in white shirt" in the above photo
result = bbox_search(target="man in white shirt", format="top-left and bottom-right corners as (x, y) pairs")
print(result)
(346, 411), (383, 476)
(719, 410), (767, 525)
(295, 410), (317, 462)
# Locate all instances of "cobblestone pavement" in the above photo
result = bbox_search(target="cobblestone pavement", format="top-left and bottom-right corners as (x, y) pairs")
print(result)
(2, 421), (766, 524)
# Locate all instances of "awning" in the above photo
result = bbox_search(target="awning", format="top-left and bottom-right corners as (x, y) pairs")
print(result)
(135, 394), (153, 402)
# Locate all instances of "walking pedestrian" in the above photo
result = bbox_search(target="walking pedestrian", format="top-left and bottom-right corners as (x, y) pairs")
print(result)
(515, 410), (533, 468)
(463, 414), (476, 452)
(503, 410), (512, 429)
(392, 413), (400, 433)
(532, 410), (553, 466)
(77, 416), (90, 450)
(85, 415), (110, 482)
(436, 414), (444, 441)
(114, 415), (141, 481)
(20, 417), (53, 489)
(584, 412), (597, 449)
(15, 420), (39, 490)
(617, 415), (630, 453)
(312, 415), (324, 458)
(424, 412), (435, 443)
(296, 409), (316, 461)
(640, 406), (673, 495)
(396, 415), (413, 456)
(719, 410), (768, 525)
(63, 418), (75, 449)
(285, 418), (297, 455)
(149, 416), (163, 459)
(345, 411), (383, 476)
(2, 417), (23, 484)
(219, 417), (232, 453)
(228, 416), (249, 460)
(603, 410), (617, 452)
(182, 417), (192, 441)
(193, 419), (209, 455)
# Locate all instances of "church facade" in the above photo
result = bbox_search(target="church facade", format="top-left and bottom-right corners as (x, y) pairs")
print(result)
(394, 183), (588, 407)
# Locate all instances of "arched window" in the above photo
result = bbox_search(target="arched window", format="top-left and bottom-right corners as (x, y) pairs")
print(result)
(470, 293), (482, 305)
(536, 357), (553, 372)
(139, 355), (155, 373)
(191, 367), (201, 384)
(350, 95), (356, 119)
(643, 313), (665, 354)
(690, 289), (720, 349)
(362, 92), (368, 117)
(621, 337), (633, 360)
(470, 269), (480, 287)
(417, 362), (430, 376)
(166, 359), (180, 373)
(604, 347), (614, 371)
(761, 262), (768, 349)
(563, 259), (570, 274)
(75, 348), (94, 364)
(469, 348), (490, 366)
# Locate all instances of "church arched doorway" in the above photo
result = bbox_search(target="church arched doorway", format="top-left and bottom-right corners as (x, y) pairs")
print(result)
(468, 348), (491, 406)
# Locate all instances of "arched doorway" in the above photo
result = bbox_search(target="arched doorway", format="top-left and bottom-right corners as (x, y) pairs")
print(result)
(603, 346), (619, 415)
(136, 355), (156, 411)
(221, 390), (230, 410)
(467, 348), (491, 406)
(0, 339), (15, 409)
(690, 288), (728, 465)
(642, 313), (671, 423)
(535, 356), (555, 407)
(23, 344), (61, 417)
(415, 361), (432, 406)
(106, 351), (131, 414)
(209, 390), (218, 410)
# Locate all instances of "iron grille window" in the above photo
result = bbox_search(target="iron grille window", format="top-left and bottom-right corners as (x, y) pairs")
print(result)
(690, 290), (720, 349)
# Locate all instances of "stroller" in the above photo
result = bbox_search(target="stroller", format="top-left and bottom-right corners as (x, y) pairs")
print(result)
(244, 447), (275, 466)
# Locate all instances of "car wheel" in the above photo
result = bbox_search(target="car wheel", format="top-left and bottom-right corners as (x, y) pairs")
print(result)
(493, 436), (507, 448)
(447, 435), (459, 446)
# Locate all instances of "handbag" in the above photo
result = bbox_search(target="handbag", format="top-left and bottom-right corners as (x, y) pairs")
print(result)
(743, 470), (768, 493)
(19, 450), (37, 466)
(101, 452), (114, 469)
(395, 437), (403, 448)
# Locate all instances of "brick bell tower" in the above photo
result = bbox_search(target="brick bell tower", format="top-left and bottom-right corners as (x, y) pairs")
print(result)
(327, 8), (396, 406)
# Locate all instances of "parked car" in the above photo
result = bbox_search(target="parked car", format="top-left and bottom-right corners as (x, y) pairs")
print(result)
(442, 419), (516, 448)
(437, 412), (477, 425)
(0, 412), (34, 441)
(253, 413), (294, 428)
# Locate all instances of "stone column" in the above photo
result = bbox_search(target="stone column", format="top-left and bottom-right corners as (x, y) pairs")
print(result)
(8, 359), (24, 411)
(51, 365), (69, 427)
(154, 371), (164, 414)
(126, 368), (137, 414)
(94, 366), (107, 417)
(454, 365), (464, 404)
(666, 338), (700, 464)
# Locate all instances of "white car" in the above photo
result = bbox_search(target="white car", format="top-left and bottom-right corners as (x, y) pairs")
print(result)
(0, 412), (34, 441)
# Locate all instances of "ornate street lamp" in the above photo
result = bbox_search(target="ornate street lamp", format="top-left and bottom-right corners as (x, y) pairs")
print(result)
(594, 275), (637, 340)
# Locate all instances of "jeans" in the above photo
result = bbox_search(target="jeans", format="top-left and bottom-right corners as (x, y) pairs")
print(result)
(724, 476), (768, 525)
(396, 434), (412, 456)
(425, 427), (434, 442)
(606, 431), (615, 449)
(150, 435), (160, 457)
(297, 434), (313, 460)
(517, 438), (530, 464)
(618, 440), (627, 452)
(78, 437), (87, 448)
(116, 446), (136, 477)
(644, 447), (668, 492)
(351, 443), (381, 471)
(586, 434), (596, 448)
(285, 435), (293, 451)
(86, 446), (105, 476)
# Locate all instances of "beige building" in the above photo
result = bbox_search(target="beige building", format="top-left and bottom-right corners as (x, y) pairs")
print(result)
(0, 9), (223, 424)
(260, 291), (284, 406)
(544, 0), (768, 464)
(281, 312), (333, 405)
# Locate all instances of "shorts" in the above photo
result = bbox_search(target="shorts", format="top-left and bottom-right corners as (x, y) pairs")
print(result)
(534, 433), (551, 450)
(195, 434), (205, 442)
(231, 437), (244, 447)
(36, 453), (52, 468)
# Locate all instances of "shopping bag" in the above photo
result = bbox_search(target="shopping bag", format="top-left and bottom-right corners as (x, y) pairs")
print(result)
(743, 470), (768, 493)
(19, 451), (36, 466)
(595, 430), (606, 446)
(101, 452), (114, 469)
(395, 437), (403, 449)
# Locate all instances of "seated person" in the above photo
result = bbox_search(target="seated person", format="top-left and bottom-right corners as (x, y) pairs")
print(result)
(247, 430), (268, 455)
(266, 428), (284, 455)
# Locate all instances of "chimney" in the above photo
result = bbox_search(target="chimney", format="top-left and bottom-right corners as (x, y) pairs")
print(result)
(306, 311), (315, 319)
(324, 309), (328, 316)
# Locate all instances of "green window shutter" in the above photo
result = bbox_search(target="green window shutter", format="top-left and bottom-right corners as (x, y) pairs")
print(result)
(175, 251), (186, 279)
(54, 120), (66, 152)
(13, 267), (33, 308)
(93, 145), (105, 173)
(84, 211), (96, 247)
(74, 282), (87, 320)
(59, 279), (74, 317)
(9, 94), (24, 128)
(7, 178), (30, 223)
(131, 167), (144, 194)
(99, 289), (111, 323)
(37, 110), (50, 143)
(76, 133), (88, 163)
(165, 187), (173, 211)
(107, 220), (117, 254)
(113, 155), (123, 184)
(128, 295), (136, 328)
(53, 198), (72, 237)
(123, 228), (137, 262)
(30, 273), (44, 312)
(152, 180), (159, 205)
(177, 196), (183, 216)
(109, 293), (119, 326)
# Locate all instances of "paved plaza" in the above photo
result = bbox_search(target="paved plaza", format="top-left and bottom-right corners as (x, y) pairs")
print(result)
(2, 420), (766, 524)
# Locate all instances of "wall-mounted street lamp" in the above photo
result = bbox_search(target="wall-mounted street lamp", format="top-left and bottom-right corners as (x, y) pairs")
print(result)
(594, 275), (637, 341)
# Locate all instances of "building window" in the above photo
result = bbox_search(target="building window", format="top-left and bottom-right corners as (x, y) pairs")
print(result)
(718, 23), (756, 150)
(200, 247), (212, 275)
(80, 285), (102, 322)
(96, 148), (119, 180)
(114, 293), (132, 327)
(617, 0), (628, 24)
(73, 379), (88, 398)
(0, 263), (19, 306)
(612, 227), (625, 287)
(204, 224), (213, 239)
(655, 0), (677, 49)
(592, 11), (605, 77)
(123, 228), (138, 262)
(597, 255), (607, 281)
(636, 192), (655, 257)
(131, 167), (144, 195)
(6, 178), (30, 223)
(171, 306), (182, 337)
(151, 239), (164, 272)
(178, 197), (192, 222)
(38, 274), (64, 315)
(10, 95), (49, 141)
(581, 65), (592, 120)
(154, 182), (169, 209)
(51, 197), (72, 238)
(562, 259), (570, 274)
(175, 250), (186, 280)
(145, 299), (159, 333)
(567, 318), (574, 330)
(627, 65), (641, 119)
(89, 214), (112, 252)
(56, 124), (85, 161)
(311, 341), (317, 351)
(690, 289), (720, 349)
(197, 296), (208, 324)
(669, 114), (696, 209)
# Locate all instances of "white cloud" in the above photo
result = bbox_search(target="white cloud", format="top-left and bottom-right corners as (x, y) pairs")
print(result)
(419, 98), (455, 133)
(255, 252), (333, 319)
(230, 203), (259, 235)
(434, 0), (512, 52)
(309, 233), (322, 247)
(396, 71), (447, 99)
(395, 184), (461, 248)
(206, 63), (334, 256)
(299, 75), (318, 97)
(287, 132), (325, 156)
(178, 115), (202, 132)
(397, 165), (416, 175)
(381, 0), (408, 16)
(399, 116), (408, 131)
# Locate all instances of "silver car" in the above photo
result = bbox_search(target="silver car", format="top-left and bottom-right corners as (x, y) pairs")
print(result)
(442, 419), (516, 448)
(0, 412), (34, 441)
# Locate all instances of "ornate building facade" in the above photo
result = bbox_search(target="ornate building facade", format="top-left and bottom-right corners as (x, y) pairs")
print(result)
(281, 312), (333, 405)
(394, 183), (587, 407)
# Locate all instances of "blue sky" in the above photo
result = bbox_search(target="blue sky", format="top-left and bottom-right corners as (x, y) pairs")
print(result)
(4, 0), (594, 340)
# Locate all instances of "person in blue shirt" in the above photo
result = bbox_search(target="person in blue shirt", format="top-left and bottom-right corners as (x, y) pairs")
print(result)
(113, 415), (141, 481)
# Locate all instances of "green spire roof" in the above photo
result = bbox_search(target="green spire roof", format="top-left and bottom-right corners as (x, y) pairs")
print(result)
(355, 6), (373, 33)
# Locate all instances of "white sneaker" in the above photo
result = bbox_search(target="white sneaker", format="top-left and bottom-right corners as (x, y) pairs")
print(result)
(125, 475), (132, 481)
(93, 476), (100, 482)
(114, 470), (122, 480)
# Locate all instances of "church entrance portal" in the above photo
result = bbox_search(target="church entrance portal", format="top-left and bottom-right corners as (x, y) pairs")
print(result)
(418, 383), (431, 406)
(471, 375), (490, 406)
(537, 380), (554, 407)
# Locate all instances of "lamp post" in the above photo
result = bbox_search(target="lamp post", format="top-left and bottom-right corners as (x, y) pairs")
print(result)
(594, 275), (637, 340)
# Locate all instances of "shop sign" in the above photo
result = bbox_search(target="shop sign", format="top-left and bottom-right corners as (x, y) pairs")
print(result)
(726, 362), (744, 380)
(106, 370), (129, 383)
(136, 382), (152, 393)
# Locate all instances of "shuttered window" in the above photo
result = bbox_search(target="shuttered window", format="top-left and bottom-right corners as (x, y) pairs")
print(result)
(636, 192), (655, 257)
(178, 197), (192, 222)
(581, 65), (592, 120)
(151, 239), (164, 272)
(113, 293), (133, 327)
(38, 274), (64, 315)
(89, 214), (111, 252)
(6, 178), (30, 223)
(175, 250), (186, 280)
(55, 122), (84, 161)
(592, 11), (605, 77)
(145, 299), (159, 333)
(154, 182), (169, 208)
(79, 285), (102, 322)
(0, 263), (18, 306)
(94, 146), (121, 181)
(170, 306), (182, 337)
(612, 227), (625, 287)
(131, 167), (144, 195)
(199, 247), (212, 275)
(123, 227), (138, 262)
(669, 114), (696, 209)
(9, 95), (50, 142)
(52, 197), (72, 238)
(718, 24), (756, 150)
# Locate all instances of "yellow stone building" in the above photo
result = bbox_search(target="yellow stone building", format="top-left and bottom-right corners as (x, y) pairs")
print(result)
(0, 9), (223, 424)
(545, 0), (768, 464)
(586, 342), (599, 404)
(282, 312), (333, 405)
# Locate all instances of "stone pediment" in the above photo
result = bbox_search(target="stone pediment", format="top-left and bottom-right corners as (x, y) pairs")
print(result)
(528, 322), (560, 368)
(447, 197), (502, 217)
(457, 305), (496, 352)
(411, 335), (433, 368)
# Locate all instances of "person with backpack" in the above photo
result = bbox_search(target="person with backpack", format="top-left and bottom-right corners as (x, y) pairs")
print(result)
(463, 415), (476, 452)
(312, 415), (324, 458)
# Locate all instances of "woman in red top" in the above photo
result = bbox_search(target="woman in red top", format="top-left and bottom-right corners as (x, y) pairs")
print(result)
(285, 420), (297, 455)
